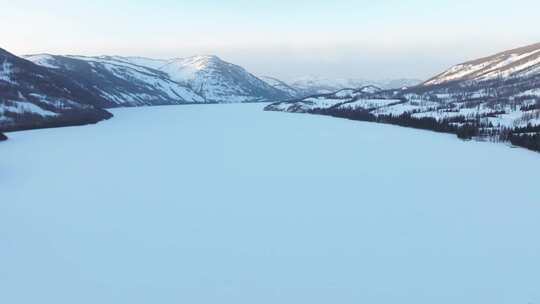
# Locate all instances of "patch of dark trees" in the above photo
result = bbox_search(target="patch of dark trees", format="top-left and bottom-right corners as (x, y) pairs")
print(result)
(503, 124), (540, 152)
(520, 103), (540, 112)
(309, 107), (540, 152)
(0, 108), (113, 133)
(311, 107), (483, 138)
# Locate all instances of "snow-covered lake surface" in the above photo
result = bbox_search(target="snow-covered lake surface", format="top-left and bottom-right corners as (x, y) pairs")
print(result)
(1, 103), (539, 304)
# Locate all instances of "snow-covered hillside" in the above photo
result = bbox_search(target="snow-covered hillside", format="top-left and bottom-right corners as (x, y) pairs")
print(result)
(24, 54), (205, 106)
(259, 76), (300, 99)
(266, 43), (540, 152)
(26, 54), (290, 104)
(288, 76), (369, 95)
(0, 48), (112, 132)
(267, 86), (540, 151)
(403, 43), (540, 137)
(425, 42), (540, 85)
(266, 87), (393, 113)
(157, 55), (288, 103)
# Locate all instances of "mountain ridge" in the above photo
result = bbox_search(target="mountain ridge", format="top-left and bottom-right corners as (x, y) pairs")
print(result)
(265, 42), (540, 152)
(25, 53), (290, 104)
(424, 42), (540, 86)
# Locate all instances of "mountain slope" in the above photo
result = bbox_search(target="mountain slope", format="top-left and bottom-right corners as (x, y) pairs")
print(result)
(157, 55), (289, 103)
(27, 54), (290, 104)
(266, 42), (540, 152)
(24, 54), (205, 106)
(425, 42), (540, 85)
(405, 42), (540, 106)
(259, 76), (301, 99)
(0, 48), (112, 132)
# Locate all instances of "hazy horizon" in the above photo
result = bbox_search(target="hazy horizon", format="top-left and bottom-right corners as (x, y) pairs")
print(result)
(2, 0), (540, 81)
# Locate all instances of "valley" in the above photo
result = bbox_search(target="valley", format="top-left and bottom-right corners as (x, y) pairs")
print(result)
(1, 42), (540, 152)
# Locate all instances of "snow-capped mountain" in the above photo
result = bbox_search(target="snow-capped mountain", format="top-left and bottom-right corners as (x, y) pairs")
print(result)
(26, 54), (290, 104)
(157, 55), (288, 103)
(0, 48), (112, 132)
(424, 42), (540, 86)
(24, 54), (205, 106)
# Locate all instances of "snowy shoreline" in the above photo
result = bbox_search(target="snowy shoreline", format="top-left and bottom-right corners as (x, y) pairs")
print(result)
(265, 88), (540, 153)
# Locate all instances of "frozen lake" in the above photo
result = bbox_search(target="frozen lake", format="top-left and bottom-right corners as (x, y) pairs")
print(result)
(1, 103), (539, 304)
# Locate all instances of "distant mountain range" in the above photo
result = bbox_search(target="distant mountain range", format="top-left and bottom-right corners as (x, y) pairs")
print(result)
(266, 42), (540, 152)
(268, 76), (421, 96)
(23, 54), (287, 105)
(0, 46), (423, 132)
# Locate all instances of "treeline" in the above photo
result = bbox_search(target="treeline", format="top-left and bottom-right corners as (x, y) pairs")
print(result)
(507, 133), (540, 152)
(310, 107), (540, 153)
(504, 124), (540, 152)
(0, 108), (113, 133)
(311, 107), (485, 139)
(520, 102), (540, 112)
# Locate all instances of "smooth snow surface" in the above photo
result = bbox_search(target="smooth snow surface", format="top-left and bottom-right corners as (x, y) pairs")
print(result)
(1, 104), (539, 304)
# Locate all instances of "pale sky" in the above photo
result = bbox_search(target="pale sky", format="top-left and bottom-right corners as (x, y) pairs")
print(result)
(1, 0), (539, 81)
